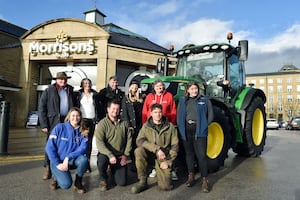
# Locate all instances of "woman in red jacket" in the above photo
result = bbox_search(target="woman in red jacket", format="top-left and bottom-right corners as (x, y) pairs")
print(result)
(142, 79), (176, 125)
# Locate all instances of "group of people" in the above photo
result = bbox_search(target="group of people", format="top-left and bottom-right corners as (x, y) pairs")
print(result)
(38, 72), (212, 194)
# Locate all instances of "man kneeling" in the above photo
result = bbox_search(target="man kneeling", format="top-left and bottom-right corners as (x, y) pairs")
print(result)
(131, 103), (179, 193)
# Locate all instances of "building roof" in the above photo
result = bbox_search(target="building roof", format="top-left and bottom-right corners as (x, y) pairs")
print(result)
(247, 65), (300, 77)
(101, 23), (169, 54)
(83, 7), (106, 17)
(0, 77), (22, 92)
(0, 19), (27, 48)
(0, 19), (27, 37)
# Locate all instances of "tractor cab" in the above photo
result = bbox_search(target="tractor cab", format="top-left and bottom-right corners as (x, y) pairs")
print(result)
(174, 37), (248, 101)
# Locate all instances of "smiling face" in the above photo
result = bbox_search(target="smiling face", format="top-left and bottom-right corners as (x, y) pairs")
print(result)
(82, 79), (92, 91)
(107, 102), (120, 121)
(153, 82), (165, 95)
(187, 84), (199, 97)
(56, 78), (67, 87)
(129, 83), (139, 95)
(151, 107), (162, 124)
(109, 78), (118, 90)
(68, 110), (81, 128)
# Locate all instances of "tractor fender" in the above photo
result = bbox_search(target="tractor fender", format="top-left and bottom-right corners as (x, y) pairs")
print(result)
(236, 87), (266, 128)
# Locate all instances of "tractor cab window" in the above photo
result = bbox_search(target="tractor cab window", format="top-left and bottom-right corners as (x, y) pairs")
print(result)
(177, 52), (224, 83)
(229, 55), (243, 88)
(177, 52), (225, 97)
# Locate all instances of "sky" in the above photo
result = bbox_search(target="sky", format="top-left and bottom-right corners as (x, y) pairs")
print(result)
(1, 0), (300, 74)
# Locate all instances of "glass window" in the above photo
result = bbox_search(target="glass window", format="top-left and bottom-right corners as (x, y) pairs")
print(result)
(278, 104), (283, 112)
(269, 96), (273, 102)
(268, 79), (273, 84)
(287, 85), (292, 92)
(287, 78), (292, 83)
(277, 85), (282, 92)
(259, 79), (264, 84)
(278, 95), (282, 102)
(277, 78), (282, 83)
(229, 55), (243, 88)
(268, 86), (273, 93)
(269, 104), (273, 112)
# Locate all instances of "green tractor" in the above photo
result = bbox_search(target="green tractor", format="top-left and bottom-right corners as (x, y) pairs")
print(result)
(141, 33), (267, 172)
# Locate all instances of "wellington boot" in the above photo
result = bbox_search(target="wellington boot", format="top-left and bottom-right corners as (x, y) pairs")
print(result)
(74, 174), (86, 194)
(42, 166), (52, 180)
(131, 179), (148, 194)
(201, 177), (209, 193)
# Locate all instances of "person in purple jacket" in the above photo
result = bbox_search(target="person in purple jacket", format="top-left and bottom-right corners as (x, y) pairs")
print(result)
(45, 107), (89, 194)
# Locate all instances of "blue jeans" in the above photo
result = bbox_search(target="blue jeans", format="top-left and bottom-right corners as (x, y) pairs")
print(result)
(50, 155), (88, 189)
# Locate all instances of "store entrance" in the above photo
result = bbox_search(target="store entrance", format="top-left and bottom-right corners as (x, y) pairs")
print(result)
(37, 62), (97, 92)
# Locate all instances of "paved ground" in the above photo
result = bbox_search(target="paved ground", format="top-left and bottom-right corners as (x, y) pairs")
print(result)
(1, 128), (300, 200)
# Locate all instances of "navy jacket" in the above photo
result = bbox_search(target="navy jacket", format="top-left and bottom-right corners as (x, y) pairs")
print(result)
(177, 95), (213, 140)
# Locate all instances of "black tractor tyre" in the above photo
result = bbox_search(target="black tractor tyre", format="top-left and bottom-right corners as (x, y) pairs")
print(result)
(207, 107), (232, 173)
(236, 97), (266, 157)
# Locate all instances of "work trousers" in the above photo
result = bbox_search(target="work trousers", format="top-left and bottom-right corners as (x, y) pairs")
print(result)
(135, 146), (172, 189)
(50, 155), (88, 189)
(97, 153), (127, 186)
(182, 123), (208, 177)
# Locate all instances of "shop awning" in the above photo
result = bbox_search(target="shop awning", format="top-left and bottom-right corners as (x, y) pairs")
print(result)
(0, 78), (22, 91)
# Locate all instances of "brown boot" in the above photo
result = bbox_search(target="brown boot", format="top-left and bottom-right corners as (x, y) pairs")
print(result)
(49, 178), (58, 190)
(42, 166), (52, 180)
(74, 174), (86, 194)
(99, 180), (107, 192)
(186, 173), (195, 187)
(201, 177), (209, 193)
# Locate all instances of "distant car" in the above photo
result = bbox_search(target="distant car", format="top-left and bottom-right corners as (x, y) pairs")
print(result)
(286, 117), (300, 130)
(266, 118), (279, 130)
(281, 121), (288, 128)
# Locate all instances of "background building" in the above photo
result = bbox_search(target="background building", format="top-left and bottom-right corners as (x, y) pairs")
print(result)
(1, 8), (172, 127)
(246, 64), (300, 122)
(0, 19), (27, 126)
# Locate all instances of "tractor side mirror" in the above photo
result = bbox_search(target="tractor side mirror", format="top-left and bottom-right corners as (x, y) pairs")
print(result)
(238, 40), (248, 61)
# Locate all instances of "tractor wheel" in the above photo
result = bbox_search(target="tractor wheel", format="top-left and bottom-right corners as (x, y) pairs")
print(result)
(207, 107), (232, 172)
(236, 97), (266, 157)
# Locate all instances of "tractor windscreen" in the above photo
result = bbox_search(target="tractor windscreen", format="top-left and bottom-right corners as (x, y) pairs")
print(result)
(176, 52), (224, 85)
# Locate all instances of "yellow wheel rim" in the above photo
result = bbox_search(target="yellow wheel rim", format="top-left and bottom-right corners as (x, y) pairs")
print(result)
(252, 108), (264, 146)
(207, 122), (224, 159)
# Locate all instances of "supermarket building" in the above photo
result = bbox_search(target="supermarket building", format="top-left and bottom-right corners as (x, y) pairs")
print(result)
(0, 8), (169, 127)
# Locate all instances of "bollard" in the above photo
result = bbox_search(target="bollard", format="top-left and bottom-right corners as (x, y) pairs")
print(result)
(0, 101), (10, 155)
